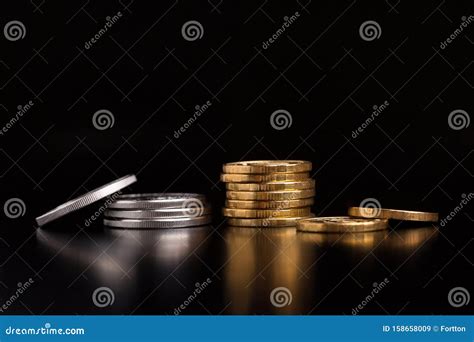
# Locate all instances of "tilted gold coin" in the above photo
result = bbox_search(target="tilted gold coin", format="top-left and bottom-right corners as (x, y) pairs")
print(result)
(227, 215), (314, 227)
(226, 189), (315, 201)
(225, 180), (315, 191)
(220, 172), (310, 183)
(297, 216), (389, 233)
(223, 160), (312, 174)
(348, 207), (439, 222)
(223, 207), (311, 218)
(225, 198), (314, 209)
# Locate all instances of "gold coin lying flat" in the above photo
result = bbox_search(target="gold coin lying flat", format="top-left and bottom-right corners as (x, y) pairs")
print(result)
(223, 207), (311, 218)
(297, 216), (389, 233)
(227, 215), (314, 227)
(225, 180), (315, 191)
(223, 160), (312, 174)
(226, 189), (315, 201)
(220, 172), (310, 183)
(225, 198), (314, 209)
(348, 207), (439, 222)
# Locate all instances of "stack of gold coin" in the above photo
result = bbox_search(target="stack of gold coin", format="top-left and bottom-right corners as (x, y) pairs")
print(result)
(220, 160), (315, 227)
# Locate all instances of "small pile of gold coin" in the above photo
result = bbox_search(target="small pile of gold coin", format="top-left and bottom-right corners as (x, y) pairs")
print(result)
(296, 208), (439, 233)
(220, 160), (315, 227)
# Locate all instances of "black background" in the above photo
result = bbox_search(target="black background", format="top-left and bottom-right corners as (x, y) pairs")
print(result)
(0, 0), (472, 315)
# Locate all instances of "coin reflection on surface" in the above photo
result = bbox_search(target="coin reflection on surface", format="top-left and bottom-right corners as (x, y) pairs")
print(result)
(294, 225), (440, 313)
(223, 226), (309, 314)
(384, 226), (439, 250)
(36, 226), (212, 313)
(298, 229), (389, 251)
(298, 226), (438, 252)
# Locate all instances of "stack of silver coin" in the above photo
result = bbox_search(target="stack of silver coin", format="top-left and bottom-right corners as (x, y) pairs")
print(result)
(103, 193), (212, 229)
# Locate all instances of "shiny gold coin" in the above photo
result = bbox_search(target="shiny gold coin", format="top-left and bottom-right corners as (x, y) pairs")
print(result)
(225, 198), (314, 209)
(298, 230), (389, 247)
(297, 216), (389, 233)
(225, 180), (315, 191)
(223, 160), (312, 174)
(227, 215), (314, 227)
(348, 207), (438, 222)
(226, 189), (315, 201)
(223, 207), (311, 218)
(220, 172), (310, 183)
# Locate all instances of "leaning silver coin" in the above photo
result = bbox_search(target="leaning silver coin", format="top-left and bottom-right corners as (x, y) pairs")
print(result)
(36, 174), (137, 226)
(108, 193), (207, 209)
(103, 216), (212, 229)
(104, 206), (212, 219)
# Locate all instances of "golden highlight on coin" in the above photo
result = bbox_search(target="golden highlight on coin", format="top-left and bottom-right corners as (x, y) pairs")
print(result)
(223, 207), (311, 218)
(225, 180), (315, 191)
(348, 207), (439, 222)
(297, 216), (389, 233)
(221, 160), (316, 227)
(223, 160), (312, 174)
(220, 172), (310, 183)
(226, 189), (315, 201)
(225, 198), (314, 209)
(227, 216), (314, 228)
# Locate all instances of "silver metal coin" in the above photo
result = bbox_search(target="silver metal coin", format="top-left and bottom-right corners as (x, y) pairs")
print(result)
(103, 215), (212, 229)
(36, 174), (137, 227)
(104, 206), (212, 219)
(108, 193), (207, 209)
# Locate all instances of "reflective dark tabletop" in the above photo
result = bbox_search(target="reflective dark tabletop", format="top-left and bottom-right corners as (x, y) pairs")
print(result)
(1, 216), (472, 315)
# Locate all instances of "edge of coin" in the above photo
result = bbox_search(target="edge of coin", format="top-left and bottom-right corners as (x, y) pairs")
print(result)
(348, 207), (439, 222)
(222, 160), (312, 174)
(296, 216), (389, 233)
(225, 180), (315, 191)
